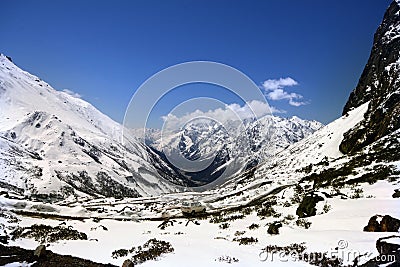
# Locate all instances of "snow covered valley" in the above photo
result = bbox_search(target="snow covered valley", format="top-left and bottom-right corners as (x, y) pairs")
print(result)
(1, 1), (400, 266)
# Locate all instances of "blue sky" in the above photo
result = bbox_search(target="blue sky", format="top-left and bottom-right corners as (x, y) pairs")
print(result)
(0, 0), (392, 127)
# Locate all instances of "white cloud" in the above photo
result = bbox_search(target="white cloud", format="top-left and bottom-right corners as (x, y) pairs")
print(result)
(289, 99), (307, 107)
(262, 77), (308, 106)
(62, 89), (82, 98)
(161, 100), (272, 131)
(262, 77), (298, 91)
(269, 106), (287, 114)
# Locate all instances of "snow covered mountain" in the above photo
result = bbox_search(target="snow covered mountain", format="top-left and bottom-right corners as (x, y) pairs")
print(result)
(340, 0), (400, 154)
(148, 115), (322, 186)
(0, 54), (185, 201)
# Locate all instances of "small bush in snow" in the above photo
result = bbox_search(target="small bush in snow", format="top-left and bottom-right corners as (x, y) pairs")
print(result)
(283, 201), (292, 207)
(232, 236), (258, 245)
(210, 214), (244, 224)
(262, 242), (306, 255)
(215, 256), (239, 264)
(234, 231), (245, 236)
(282, 214), (296, 224)
(219, 223), (230, 230)
(254, 197), (279, 219)
(111, 238), (174, 264)
(284, 214), (295, 221)
(248, 223), (259, 230)
(111, 249), (128, 259)
(216, 255), (239, 263)
(350, 187), (364, 199)
(295, 218), (312, 229)
(323, 202), (331, 213)
(241, 207), (253, 215)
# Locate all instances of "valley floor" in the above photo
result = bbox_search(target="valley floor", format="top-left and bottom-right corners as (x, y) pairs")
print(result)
(1, 179), (399, 267)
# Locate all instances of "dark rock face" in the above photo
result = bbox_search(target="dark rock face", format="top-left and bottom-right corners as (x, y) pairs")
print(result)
(363, 215), (400, 232)
(122, 259), (134, 267)
(296, 193), (324, 218)
(34, 245), (46, 258)
(0, 244), (117, 267)
(340, 1), (400, 154)
(376, 235), (400, 263)
(267, 221), (282, 235)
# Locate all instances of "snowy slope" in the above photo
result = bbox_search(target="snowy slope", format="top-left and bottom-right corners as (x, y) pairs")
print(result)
(0, 54), (181, 200)
(203, 102), (371, 203)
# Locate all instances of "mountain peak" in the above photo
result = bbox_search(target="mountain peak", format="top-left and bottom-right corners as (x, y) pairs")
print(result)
(0, 53), (12, 62)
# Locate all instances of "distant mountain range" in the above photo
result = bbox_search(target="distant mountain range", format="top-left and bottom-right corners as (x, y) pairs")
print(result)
(146, 114), (322, 187)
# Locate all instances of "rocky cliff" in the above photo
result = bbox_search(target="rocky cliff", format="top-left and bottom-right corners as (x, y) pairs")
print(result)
(340, 0), (400, 154)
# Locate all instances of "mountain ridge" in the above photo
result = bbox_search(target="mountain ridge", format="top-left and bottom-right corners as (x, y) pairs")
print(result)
(340, 0), (400, 154)
(0, 54), (182, 200)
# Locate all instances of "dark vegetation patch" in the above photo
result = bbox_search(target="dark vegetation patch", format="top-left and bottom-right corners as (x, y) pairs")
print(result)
(262, 242), (307, 255)
(10, 224), (87, 243)
(209, 213), (245, 224)
(111, 238), (174, 265)
(345, 165), (396, 186)
(291, 185), (305, 204)
(302, 162), (397, 190)
(295, 218), (312, 229)
(248, 223), (259, 230)
(0, 208), (20, 224)
(234, 230), (245, 236)
(158, 219), (177, 230)
(55, 171), (140, 199)
(0, 181), (24, 195)
(96, 172), (140, 198)
(301, 133), (400, 190)
(302, 130), (400, 191)
(82, 146), (102, 164)
(255, 197), (280, 219)
(232, 236), (258, 245)
(219, 222), (230, 229)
